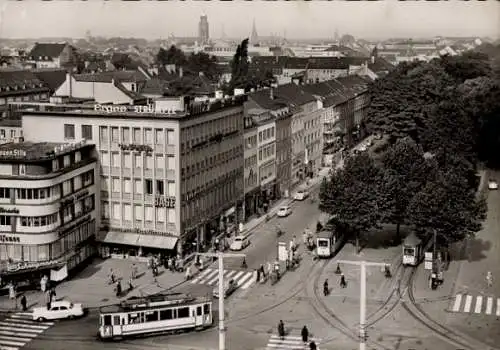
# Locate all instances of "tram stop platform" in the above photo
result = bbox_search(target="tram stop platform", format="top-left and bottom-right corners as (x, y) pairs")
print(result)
(0, 257), (192, 312)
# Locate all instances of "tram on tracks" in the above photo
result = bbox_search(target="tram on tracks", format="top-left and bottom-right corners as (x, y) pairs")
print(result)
(402, 232), (432, 266)
(316, 230), (345, 258)
(98, 293), (213, 340)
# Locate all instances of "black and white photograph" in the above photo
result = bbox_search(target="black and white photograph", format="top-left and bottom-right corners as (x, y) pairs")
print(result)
(0, 1), (499, 349)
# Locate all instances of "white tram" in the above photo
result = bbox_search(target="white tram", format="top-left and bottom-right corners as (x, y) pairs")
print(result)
(402, 232), (432, 266)
(98, 293), (213, 340)
(316, 230), (345, 258)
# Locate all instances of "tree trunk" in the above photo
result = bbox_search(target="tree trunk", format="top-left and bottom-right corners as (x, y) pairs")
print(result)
(355, 234), (360, 254)
(396, 222), (401, 241)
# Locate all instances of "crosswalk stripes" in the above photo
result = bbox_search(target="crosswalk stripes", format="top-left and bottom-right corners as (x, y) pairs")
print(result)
(190, 268), (256, 289)
(451, 294), (500, 316)
(0, 311), (54, 350)
(266, 334), (321, 349)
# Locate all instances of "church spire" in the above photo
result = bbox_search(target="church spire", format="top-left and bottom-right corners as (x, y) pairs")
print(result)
(250, 19), (259, 44)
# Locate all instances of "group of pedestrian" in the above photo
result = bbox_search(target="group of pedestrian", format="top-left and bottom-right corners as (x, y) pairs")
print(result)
(44, 287), (57, 310)
(165, 255), (184, 272)
(277, 320), (317, 350)
(322, 273), (346, 296)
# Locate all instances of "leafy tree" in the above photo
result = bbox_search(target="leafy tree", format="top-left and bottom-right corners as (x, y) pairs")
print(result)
(319, 153), (382, 252)
(156, 45), (187, 67)
(440, 52), (492, 82)
(407, 169), (486, 247)
(378, 137), (438, 238)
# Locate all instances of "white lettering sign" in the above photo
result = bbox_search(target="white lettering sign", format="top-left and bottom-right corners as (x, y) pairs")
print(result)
(0, 149), (27, 157)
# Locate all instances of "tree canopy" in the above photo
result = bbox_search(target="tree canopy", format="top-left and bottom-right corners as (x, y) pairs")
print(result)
(156, 45), (219, 80)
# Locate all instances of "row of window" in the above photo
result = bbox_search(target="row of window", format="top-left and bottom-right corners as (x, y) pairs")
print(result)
(19, 213), (59, 227)
(0, 128), (20, 139)
(245, 172), (258, 188)
(0, 221), (95, 263)
(244, 154), (257, 169)
(100, 152), (176, 170)
(183, 146), (242, 177)
(102, 202), (175, 224)
(101, 177), (176, 197)
(181, 113), (240, 148)
(259, 143), (275, 162)
(0, 93), (47, 105)
(258, 126), (275, 143)
(245, 134), (257, 149)
(100, 126), (176, 145)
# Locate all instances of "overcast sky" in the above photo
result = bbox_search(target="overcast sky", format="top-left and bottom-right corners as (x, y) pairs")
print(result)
(0, 1), (498, 40)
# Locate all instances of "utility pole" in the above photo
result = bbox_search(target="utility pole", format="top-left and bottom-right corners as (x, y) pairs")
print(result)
(195, 252), (246, 350)
(336, 260), (388, 350)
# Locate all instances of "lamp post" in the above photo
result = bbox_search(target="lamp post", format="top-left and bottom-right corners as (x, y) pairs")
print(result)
(336, 260), (388, 350)
(195, 252), (246, 350)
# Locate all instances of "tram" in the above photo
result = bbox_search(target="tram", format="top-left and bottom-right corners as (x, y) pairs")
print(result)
(316, 230), (345, 258)
(402, 232), (432, 266)
(98, 293), (213, 340)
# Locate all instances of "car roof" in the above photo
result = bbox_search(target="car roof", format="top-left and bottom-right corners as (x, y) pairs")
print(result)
(51, 300), (71, 306)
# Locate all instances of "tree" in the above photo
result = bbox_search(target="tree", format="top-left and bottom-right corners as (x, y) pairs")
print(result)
(440, 52), (492, 83)
(156, 45), (187, 67)
(407, 169), (486, 246)
(319, 153), (382, 252)
(227, 39), (250, 93)
(378, 137), (438, 238)
(185, 52), (219, 80)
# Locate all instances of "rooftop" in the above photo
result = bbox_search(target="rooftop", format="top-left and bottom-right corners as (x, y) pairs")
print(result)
(0, 118), (22, 128)
(0, 140), (92, 162)
(28, 43), (68, 61)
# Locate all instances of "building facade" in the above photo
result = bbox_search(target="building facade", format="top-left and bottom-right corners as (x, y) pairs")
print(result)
(254, 110), (276, 211)
(26, 42), (78, 70)
(20, 96), (246, 257)
(0, 119), (23, 145)
(274, 108), (292, 198)
(242, 118), (259, 220)
(0, 140), (97, 275)
(303, 99), (324, 177)
(198, 15), (210, 45)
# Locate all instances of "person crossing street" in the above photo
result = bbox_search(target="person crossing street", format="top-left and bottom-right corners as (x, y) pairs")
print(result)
(301, 325), (309, 343)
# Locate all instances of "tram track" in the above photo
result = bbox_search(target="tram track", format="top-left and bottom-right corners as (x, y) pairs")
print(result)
(401, 267), (500, 350)
(306, 258), (392, 350)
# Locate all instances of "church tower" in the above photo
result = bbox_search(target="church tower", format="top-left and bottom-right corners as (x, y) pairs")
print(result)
(250, 19), (259, 45)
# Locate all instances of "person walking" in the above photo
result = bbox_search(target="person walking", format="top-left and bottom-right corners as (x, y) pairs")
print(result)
(20, 294), (27, 311)
(487, 271), (493, 287)
(278, 320), (285, 340)
(309, 340), (317, 350)
(301, 325), (309, 343)
(45, 290), (51, 310)
(340, 273), (347, 288)
(323, 279), (329, 296)
(115, 281), (122, 297)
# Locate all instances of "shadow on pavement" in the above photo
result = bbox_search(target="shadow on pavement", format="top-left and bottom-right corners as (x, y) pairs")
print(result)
(69, 258), (105, 280)
(459, 237), (491, 262)
(358, 224), (413, 251)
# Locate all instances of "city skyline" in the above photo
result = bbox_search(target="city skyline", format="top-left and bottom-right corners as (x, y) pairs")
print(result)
(0, 1), (498, 41)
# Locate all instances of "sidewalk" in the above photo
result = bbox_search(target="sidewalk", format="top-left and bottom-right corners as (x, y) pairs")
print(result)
(0, 257), (189, 312)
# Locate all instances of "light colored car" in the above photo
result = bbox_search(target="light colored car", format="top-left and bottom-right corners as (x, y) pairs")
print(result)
(230, 235), (250, 251)
(294, 190), (309, 201)
(277, 206), (292, 217)
(33, 300), (85, 322)
(213, 279), (238, 298)
(488, 180), (498, 190)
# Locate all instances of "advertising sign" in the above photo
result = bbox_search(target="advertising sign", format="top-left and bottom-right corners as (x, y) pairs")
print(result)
(278, 242), (288, 262)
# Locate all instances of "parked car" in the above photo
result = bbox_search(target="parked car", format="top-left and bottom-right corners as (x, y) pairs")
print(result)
(488, 180), (498, 190)
(230, 235), (250, 251)
(33, 300), (85, 321)
(277, 206), (292, 217)
(213, 279), (238, 298)
(294, 190), (309, 201)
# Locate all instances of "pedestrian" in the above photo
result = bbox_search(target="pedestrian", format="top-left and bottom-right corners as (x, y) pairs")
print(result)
(20, 294), (27, 311)
(185, 266), (192, 280)
(323, 279), (329, 296)
(109, 268), (115, 284)
(45, 290), (51, 310)
(49, 288), (56, 302)
(340, 273), (346, 288)
(115, 281), (122, 297)
(260, 264), (265, 278)
(128, 277), (134, 292)
(487, 271), (493, 287)
(301, 325), (309, 343)
(309, 340), (317, 350)
(256, 268), (261, 283)
(278, 320), (285, 340)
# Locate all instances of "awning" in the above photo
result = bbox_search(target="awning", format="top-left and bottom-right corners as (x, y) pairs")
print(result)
(100, 231), (140, 246)
(137, 235), (178, 250)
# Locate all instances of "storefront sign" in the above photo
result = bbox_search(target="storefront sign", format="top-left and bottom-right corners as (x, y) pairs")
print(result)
(0, 235), (20, 243)
(0, 208), (19, 214)
(109, 227), (176, 237)
(5, 259), (62, 272)
(154, 196), (176, 208)
(0, 149), (27, 158)
(119, 144), (153, 153)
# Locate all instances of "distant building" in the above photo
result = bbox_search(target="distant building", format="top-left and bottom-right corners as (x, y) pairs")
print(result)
(0, 119), (23, 145)
(26, 42), (78, 70)
(198, 14), (210, 45)
(0, 140), (97, 276)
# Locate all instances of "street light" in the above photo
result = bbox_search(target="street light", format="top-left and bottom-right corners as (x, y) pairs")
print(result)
(195, 252), (246, 350)
(336, 260), (388, 350)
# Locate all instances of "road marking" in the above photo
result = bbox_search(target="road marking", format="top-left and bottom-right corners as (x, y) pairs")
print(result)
(207, 270), (228, 285)
(452, 294), (462, 312)
(0, 339), (24, 347)
(241, 272), (256, 289)
(474, 296), (483, 314)
(238, 272), (254, 289)
(1, 320), (51, 328)
(0, 345), (20, 350)
(267, 334), (321, 349)
(0, 335), (31, 343)
(0, 323), (47, 331)
(497, 298), (500, 316)
(464, 295), (473, 312)
(232, 270), (245, 282)
(0, 327), (44, 334)
(486, 297), (493, 315)
(197, 269), (218, 285)
(191, 268), (214, 284)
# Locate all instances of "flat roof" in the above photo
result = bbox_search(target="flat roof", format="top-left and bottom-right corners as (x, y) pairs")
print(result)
(0, 141), (93, 162)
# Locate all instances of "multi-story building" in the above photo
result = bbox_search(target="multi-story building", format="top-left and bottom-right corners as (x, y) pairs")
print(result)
(0, 119), (23, 145)
(25, 42), (78, 70)
(243, 114), (259, 220)
(198, 15), (210, 45)
(0, 140), (97, 276)
(252, 109), (276, 210)
(303, 99), (324, 177)
(20, 95), (246, 257)
(275, 107), (292, 198)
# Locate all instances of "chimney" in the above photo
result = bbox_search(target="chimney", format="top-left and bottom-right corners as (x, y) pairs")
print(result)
(179, 67), (183, 78)
(66, 73), (72, 97)
(269, 88), (274, 100)
(371, 55), (375, 64)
